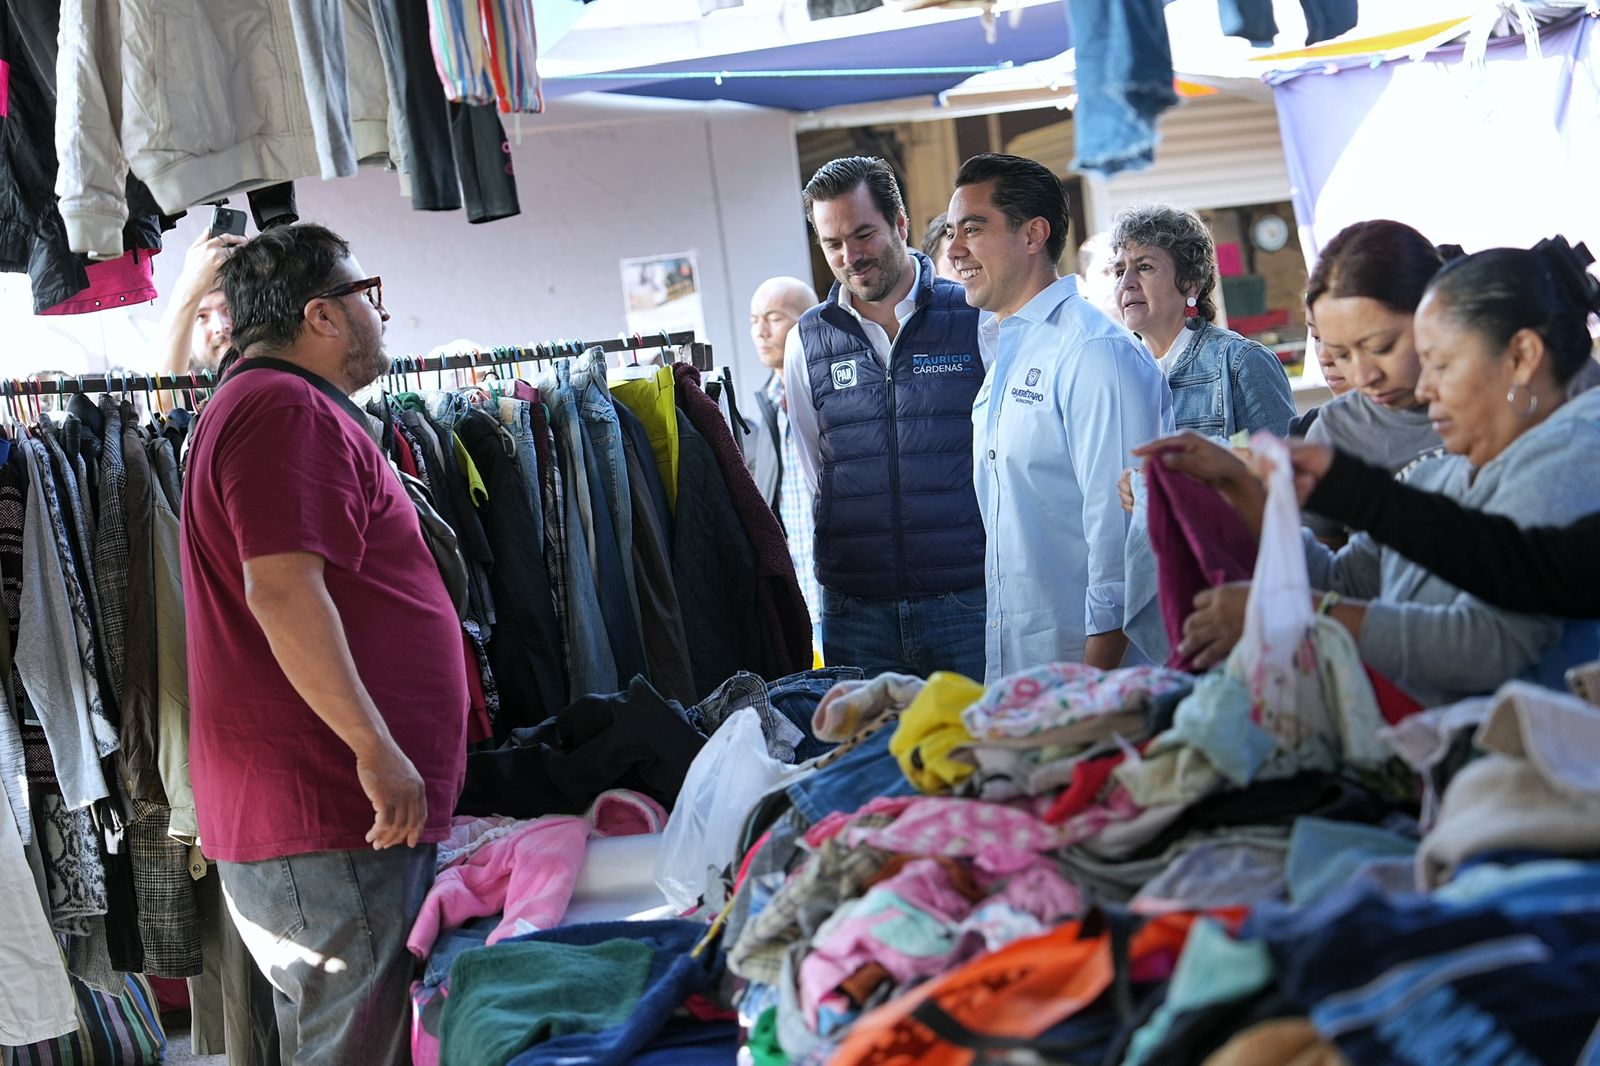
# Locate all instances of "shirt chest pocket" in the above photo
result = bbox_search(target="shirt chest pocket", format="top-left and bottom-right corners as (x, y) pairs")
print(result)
(1168, 367), (1225, 432)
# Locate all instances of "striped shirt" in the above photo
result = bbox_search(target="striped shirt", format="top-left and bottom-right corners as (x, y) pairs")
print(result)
(768, 373), (821, 624)
(427, 0), (544, 113)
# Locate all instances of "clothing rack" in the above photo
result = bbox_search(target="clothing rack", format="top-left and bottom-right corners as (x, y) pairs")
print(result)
(0, 330), (715, 398)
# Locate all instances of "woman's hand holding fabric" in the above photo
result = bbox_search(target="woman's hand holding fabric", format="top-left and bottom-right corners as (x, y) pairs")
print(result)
(1178, 582), (1251, 670)
(1133, 431), (1267, 536)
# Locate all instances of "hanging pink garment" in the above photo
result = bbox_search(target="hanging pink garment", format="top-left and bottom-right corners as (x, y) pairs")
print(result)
(38, 247), (158, 315)
(1144, 453), (1257, 673)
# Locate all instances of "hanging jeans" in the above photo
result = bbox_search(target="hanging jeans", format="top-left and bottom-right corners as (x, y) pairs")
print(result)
(543, 364), (620, 698)
(1067, 0), (1178, 177)
(573, 350), (644, 655)
(578, 433), (647, 688)
(496, 398), (545, 555)
(1299, 0), (1357, 45)
(1219, 0), (1279, 46)
(1219, 0), (1357, 47)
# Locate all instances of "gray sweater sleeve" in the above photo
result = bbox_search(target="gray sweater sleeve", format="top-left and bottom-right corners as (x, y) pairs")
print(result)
(1303, 528), (1383, 598)
(1358, 595), (1561, 698)
(1303, 510), (1556, 698)
(1349, 400), (1600, 700)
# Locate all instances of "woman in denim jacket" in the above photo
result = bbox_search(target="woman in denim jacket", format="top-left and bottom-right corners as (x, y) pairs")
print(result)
(1111, 204), (1295, 438)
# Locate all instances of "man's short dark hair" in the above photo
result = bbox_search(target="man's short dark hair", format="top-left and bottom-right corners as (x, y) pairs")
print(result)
(803, 156), (905, 232)
(953, 153), (1070, 264)
(217, 223), (353, 354)
(922, 213), (950, 260)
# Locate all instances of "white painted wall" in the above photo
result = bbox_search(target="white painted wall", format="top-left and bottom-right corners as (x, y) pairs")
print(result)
(1, 96), (813, 398)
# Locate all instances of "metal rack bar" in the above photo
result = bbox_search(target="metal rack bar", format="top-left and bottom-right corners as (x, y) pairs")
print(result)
(2, 331), (712, 397)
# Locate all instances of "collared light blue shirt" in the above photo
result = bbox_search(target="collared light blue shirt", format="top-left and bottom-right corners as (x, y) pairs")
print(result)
(972, 274), (1173, 683)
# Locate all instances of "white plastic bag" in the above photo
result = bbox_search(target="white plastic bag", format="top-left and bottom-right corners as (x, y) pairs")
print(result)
(653, 708), (804, 914)
(1228, 433), (1324, 750)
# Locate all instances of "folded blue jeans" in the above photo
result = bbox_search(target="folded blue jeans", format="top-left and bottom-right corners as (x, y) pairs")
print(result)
(766, 667), (863, 762)
(785, 726), (913, 828)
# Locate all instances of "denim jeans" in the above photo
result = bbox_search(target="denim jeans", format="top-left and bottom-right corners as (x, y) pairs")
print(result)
(542, 364), (619, 697)
(784, 726), (913, 827)
(1219, 0), (1278, 45)
(1301, 0), (1358, 45)
(1068, 0), (1177, 176)
(572, 352), (646, 684)
(574, 351), (643, 641)
(496, 397), (544, 551)
(218, 845), (436, 1066)
(766, 667), (863, 763)
(820, 586), (986, 681)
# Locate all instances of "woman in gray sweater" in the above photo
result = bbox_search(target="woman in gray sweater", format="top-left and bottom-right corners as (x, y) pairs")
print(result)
(1177, 237), (1600, 706)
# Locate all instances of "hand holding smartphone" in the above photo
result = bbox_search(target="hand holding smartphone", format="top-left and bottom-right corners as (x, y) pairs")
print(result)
(210, 205), (247, 239)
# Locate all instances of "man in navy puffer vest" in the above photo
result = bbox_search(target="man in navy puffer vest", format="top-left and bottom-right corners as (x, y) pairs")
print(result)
(780, 156), (987, 679)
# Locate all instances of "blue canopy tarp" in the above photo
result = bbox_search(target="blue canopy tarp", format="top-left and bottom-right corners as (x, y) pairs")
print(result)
(539, 1), (1071, 111)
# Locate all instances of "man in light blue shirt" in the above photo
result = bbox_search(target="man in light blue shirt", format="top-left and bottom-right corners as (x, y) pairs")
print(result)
(947, 154), (1173, 682)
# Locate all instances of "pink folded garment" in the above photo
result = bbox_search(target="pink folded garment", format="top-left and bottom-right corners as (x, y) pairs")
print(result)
(407, 789), (667, 957)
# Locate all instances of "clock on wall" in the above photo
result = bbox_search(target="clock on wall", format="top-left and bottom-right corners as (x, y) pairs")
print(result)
(1251, 213), (1291, 254)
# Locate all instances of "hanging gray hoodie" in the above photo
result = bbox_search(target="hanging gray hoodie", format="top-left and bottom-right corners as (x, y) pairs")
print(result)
(1307, 385), (1600, 706)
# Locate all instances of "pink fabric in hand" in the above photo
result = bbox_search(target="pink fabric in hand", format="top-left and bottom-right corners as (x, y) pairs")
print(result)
(1144, 452), (1257, 673)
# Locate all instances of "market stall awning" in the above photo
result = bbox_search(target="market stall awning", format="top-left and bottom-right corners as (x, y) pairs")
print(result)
(1273, 11), (1600, 255)
(937, 0), (1495, 111)
(538, 0), (1071, 111)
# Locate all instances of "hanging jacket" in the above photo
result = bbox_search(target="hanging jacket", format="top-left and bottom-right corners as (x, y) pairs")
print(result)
(458, 409), (568, 738)
(0, 0), (90, 310)
(798, 250), (985, 600)
(672, 411), (762, 697)
(53, 0), (401, 258)
(674, 363), (812, 681)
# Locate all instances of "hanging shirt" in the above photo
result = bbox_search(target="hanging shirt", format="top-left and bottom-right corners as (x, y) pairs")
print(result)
(972, 275), (1173, 683)
(767, 372), (821, 622)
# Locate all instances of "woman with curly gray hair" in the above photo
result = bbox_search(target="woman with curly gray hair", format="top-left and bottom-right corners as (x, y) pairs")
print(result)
(1110, 203), (1295, 437)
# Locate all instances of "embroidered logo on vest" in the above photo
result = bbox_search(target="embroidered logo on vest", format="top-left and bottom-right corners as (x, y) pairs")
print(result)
(831, 360), (858, 389)
(911, 353), (976, 375)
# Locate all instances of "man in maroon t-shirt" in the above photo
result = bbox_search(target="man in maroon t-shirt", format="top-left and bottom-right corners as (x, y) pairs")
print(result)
(183, 223), (468, 1065)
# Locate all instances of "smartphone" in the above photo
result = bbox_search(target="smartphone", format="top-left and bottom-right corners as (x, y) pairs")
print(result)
(210, 206), (247, 239)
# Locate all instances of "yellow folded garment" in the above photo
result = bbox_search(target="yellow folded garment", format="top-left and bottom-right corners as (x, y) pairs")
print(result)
(891, 671), (985, 793)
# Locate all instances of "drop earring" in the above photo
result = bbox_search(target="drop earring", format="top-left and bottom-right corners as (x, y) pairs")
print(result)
(1184, 295), (1201, 331)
